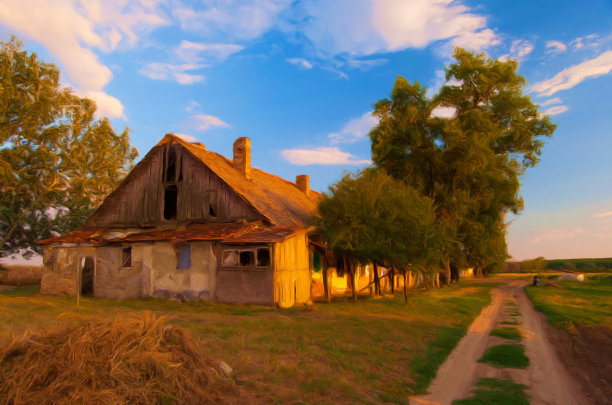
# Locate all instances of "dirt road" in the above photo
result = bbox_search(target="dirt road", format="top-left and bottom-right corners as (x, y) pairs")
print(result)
(410, 280), (588, 405)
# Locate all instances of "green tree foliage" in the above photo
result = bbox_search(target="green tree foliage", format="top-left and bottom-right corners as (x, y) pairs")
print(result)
(370, 48), (555, 279)
(317, 168), (444, 301)
(0, 38), (138, 257)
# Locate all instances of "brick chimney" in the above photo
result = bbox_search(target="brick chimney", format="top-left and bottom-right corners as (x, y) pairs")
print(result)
(233, 137), (251, 179)
(296, 175), (310, 197)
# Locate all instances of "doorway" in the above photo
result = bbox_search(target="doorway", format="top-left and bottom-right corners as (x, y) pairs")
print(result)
(81, 256), (95, 297)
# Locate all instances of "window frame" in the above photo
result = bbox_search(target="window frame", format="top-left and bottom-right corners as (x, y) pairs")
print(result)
(220, 245), (272, 269)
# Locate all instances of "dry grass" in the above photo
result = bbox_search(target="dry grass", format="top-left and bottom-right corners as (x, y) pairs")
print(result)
(0, 312), (244, 405)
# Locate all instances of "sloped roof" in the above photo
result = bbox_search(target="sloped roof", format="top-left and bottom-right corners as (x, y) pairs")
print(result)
(158, 134), (320, 228)
(39, 221), (300, 246)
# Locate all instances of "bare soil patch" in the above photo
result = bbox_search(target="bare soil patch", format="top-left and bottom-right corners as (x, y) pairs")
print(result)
(545, 322), (612, 405)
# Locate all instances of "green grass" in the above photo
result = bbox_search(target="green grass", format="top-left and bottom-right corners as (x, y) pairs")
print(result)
(453, 378), (529, 405)
(0, 280), (495, 404)
(478, 344), (529, 369)
(490, 328), (521, 340)
(525, 278), (612, 330)
(0, 284), (40, 296)
(499, 320), (520, 325)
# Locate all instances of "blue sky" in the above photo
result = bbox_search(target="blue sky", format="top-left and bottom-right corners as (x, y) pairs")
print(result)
(1, 0), (612, 261)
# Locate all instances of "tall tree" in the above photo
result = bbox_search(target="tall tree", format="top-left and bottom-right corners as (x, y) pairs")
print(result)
(370, 48), (555, 279)
(0, 37), (138, 257)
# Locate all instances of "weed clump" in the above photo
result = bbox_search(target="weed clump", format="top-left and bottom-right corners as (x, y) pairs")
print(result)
(0, 312), (243, 404)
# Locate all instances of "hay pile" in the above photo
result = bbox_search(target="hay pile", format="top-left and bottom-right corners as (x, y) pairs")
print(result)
(0, 312), (243, 404)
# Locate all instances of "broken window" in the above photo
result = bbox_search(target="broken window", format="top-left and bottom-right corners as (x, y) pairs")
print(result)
(257, 248), (270, 268)
(177, 244), (191, 269)
(222, 250), (239, 266)
(222, 248), (269, 268)
(209, 204), (216, 217)
(164, 185), (178, 220)
(121, 247), (132, 267)
(239, 250), (254, 266)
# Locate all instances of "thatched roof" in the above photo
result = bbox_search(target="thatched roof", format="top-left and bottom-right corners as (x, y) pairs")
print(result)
(158, 134), (320, 228)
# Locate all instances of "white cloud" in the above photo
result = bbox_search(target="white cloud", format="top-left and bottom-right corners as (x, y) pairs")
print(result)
(593, 211), (612, 218)
(297, 0), (497, 57)
(193, 114), (230, 131)
(0, 0), (168, 119)
(451, 28), (500, 51)
(541, 97), (562, 106)
(174, 40), (243, 64)
(281, 147), (371, 165)
(328, 112), (378, 145)
(570, 33), (600, 50)
(185, 101), (200, 112)
(546, 40), (567, 53)
(82, 90), (127, 120)
(173, 133), (197, 142)
(346, 58), (388, 70)
(510, 39), (534, 58)
(542, 105), (568, 116)
(530, 51), (612, 96)
(286, 58), (313, 69)
(139, 62), (205, 84)
(173, 0), (291, 41)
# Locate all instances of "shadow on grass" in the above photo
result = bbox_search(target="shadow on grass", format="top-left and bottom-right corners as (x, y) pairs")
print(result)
(479, 344), (529, 369)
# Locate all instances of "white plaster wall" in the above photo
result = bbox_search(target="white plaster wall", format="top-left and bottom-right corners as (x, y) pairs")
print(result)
(150, 241), (217, 300)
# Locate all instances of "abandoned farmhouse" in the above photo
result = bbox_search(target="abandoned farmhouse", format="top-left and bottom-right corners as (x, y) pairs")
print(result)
(39, 134), (319, 307)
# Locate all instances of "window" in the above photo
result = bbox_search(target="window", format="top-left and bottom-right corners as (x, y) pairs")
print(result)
(257, 248), (270, 267)
(177, 244), (191, 269)
(164, 185), (178, 220)
(121, 247), (132, 267)
(209, 204), (216, 217)
(222, 247), (271, 268)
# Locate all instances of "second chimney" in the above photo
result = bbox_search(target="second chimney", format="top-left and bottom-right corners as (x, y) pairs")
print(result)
(233, 137), (251, 179)
(296, 175), (310, 197)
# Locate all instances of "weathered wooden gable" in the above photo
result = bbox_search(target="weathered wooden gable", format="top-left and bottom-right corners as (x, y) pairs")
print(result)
(86, 141), (264, 228)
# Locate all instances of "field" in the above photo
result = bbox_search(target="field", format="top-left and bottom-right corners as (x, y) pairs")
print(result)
(525, 276), (612, 403)
(0, 281), (495, 404)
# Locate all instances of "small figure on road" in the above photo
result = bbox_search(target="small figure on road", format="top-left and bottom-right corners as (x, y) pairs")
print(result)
(532, 275), (540, 286)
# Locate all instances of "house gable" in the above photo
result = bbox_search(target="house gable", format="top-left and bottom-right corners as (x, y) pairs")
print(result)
(86, 140), (264, 228)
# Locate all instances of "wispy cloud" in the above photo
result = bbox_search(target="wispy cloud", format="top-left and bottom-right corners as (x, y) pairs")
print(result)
(541, 97), (563, 106)
(281, 147), (371, 165)
(328, 112), (378, 145)
(530, 50), (612, 96)
(172, 0), (291, 41)
(193, 114), (231, 131)
(546, 40), (567, 54)
(174, 40), (243, 64)
(543, 105), (568, 116)
(139, 62), (204, 84)
(593, 210), (612, 218)
(286, 57), (313, 69)
(431, 106), (456, 118)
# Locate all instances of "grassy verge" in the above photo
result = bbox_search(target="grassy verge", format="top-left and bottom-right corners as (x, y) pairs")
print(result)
(0, 280), (495, 404)
(525, 277), (612, 330)
(453, 378), (529, 405)
(490, 328), (521, 340)
(478, 344), (529, 369)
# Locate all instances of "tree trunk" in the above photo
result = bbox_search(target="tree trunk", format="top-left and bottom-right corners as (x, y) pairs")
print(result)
(443, 255), (451, 285)
(322, 256), (330, 303)
(373, 262), (381, 295)
(403, 268), (408, 304)
(389, 267), (395, 293)
(345, 256), (357, 302)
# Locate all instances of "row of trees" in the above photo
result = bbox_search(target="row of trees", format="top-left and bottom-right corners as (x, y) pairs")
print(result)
(316, 48), (556, 301)
(0, 38), (138, 257)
